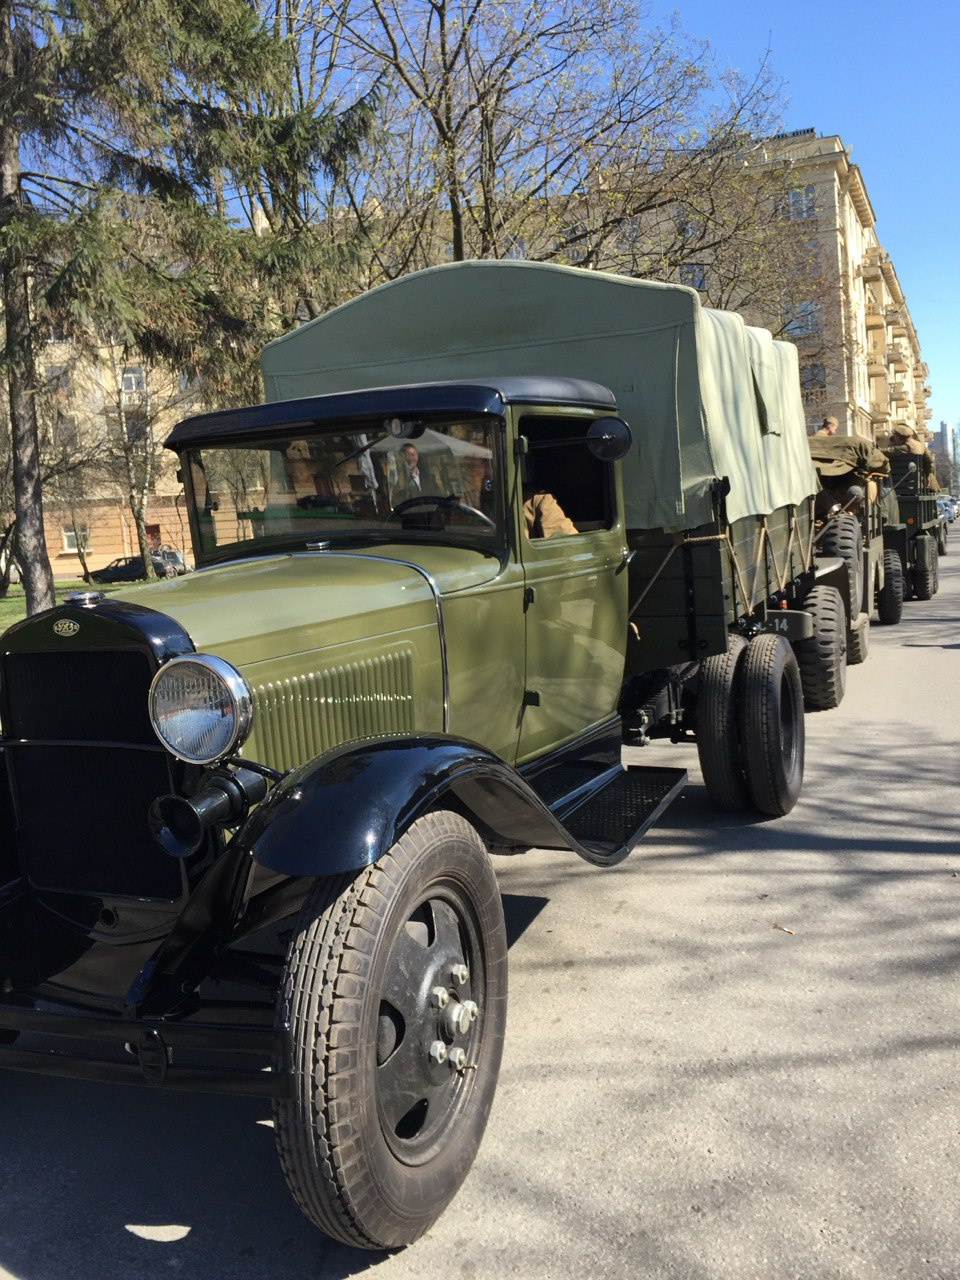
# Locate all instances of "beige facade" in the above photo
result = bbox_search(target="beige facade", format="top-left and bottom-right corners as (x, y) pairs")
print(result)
(748, 130), (931, 442)
(30, 339), (196, 576)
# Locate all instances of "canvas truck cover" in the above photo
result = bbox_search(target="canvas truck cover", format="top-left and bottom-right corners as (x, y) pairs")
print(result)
(260, 261), (818, 532)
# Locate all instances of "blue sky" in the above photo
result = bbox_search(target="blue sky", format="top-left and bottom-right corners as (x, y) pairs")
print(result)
(647, 0), (960, 431)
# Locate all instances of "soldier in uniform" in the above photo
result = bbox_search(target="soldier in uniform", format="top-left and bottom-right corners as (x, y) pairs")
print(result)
(814, 415), (839, 437)
(522, 489), (578, 538)
(883, 424), (939, 492)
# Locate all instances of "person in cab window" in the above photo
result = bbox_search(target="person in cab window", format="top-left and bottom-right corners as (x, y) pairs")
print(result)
(393, 442), (435, 505)
(522, 487), (578, 538)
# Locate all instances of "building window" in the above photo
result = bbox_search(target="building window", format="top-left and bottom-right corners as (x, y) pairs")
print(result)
(784, 300), (822, 336)
(675, 205), (704, 242)
(55, 415), (78, 450)
(800, 360), (826, 391)
(785, 185), (817, 220)
(122, 366), (146, 404)
(63, 525), (89, 553)
(45, 364), (71, 392)
(125, 412), (148, 443)
(679, 264), (707, 291)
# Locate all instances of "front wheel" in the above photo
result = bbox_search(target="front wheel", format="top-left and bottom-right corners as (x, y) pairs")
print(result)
(737, 634), (805, 817)
(274, 811), (507, 1250)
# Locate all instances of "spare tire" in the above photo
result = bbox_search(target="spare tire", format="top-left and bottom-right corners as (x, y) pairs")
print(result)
(737, 634), (805, 817)
(818, 513), (863, 619)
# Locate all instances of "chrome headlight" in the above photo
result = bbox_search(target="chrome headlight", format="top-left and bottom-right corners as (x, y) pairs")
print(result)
(149, 654), (253, 765)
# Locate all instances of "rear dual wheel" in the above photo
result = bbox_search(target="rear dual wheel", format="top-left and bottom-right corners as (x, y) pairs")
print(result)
(697, 633), (804, 817)
(274, 811), (507, 1250)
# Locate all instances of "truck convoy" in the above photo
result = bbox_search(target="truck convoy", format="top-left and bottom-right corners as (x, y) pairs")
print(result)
(0, 262), (859, 1249)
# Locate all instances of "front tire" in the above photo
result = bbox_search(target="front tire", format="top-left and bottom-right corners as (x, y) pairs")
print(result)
(274, 811), (508, 1250)
(737, 635), (805, 817)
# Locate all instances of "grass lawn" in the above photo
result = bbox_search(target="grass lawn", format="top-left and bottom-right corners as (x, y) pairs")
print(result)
(0, 580), (123, 632)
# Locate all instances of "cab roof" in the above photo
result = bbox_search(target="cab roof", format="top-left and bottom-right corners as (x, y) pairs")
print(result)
(166, 377), (616, 449)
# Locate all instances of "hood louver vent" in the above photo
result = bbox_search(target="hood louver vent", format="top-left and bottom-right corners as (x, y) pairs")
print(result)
(249, 649), (415, 772)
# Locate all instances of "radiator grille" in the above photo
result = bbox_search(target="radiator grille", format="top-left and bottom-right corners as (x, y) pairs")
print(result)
(11, 745), (181, 897)
(4, 650), (155, 743)
(251, 649), (415, 771)
(2, 645), (180, 899)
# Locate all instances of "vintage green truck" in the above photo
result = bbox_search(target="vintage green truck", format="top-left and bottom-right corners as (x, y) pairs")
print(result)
(882, 447), (941, 602)
(1, 263), (832, 1250)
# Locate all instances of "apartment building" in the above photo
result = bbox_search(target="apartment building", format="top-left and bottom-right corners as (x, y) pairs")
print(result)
(33, 342), (195, 576)
(747, 129), (931, 442)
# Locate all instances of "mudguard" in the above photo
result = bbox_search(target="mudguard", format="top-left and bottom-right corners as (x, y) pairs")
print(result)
(813, 554), (852, 617)
(239, 734), (603, 876)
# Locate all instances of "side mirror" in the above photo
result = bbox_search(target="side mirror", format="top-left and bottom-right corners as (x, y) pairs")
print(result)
(586, 417), (632, 461)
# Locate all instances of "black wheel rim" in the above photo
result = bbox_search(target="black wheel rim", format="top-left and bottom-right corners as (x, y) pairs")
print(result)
(374, 881), (485, 1166)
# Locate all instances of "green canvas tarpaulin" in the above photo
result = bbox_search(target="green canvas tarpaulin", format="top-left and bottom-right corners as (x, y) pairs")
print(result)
(260, 261), (818, 533)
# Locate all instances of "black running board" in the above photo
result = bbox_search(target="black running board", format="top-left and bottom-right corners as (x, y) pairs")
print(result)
(534, 763), (687, 867)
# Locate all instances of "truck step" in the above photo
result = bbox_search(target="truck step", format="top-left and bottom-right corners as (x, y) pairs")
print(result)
(563, 765), (686, 859)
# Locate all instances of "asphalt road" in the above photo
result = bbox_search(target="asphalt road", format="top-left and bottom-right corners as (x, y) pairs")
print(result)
(2, 555), (958, 1280)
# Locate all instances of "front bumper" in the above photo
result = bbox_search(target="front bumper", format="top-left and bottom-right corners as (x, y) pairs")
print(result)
(0, 1000), (292, 1098)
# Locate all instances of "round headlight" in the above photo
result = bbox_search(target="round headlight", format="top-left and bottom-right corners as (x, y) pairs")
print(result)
(149, 655), (253, 765)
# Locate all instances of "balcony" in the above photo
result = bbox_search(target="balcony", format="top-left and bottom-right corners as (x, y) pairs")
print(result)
(865, 304), (884, 329)
(870, 402), (890, 424)
(867, 356), (885, 379)
(889, 383), (908, 402)
(886, 345), (908, 372)
(861, 261), (882, 283)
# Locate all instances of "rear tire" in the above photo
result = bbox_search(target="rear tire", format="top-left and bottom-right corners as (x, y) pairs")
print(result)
(846, 612), (870, 666)
(274, 811), (507, 1250)
(877, 550), (904, 625)
(737, 635), (805, 817)
(794, 584), (846, 710)
(913, 539), (936, 601)
(696, 634), (750, 811)
(818, 514), (864, 619)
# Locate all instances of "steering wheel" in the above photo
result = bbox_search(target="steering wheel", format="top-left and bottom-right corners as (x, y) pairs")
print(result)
(390, 494), (496, 530)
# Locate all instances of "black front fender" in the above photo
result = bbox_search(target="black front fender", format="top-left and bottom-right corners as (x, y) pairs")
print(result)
(238, 735), (589, 877)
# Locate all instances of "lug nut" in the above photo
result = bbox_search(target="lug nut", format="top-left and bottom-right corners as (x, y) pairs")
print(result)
(448, 1047), (467, 1070)
(430, 986), (450, 1009)
(429, 1040), (448, 1065)
(443, 998), (481, 1038)
(451, 963), (469, 986)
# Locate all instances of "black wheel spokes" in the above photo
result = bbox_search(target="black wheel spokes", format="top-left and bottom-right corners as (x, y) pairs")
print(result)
(376, 890), (479, 1155)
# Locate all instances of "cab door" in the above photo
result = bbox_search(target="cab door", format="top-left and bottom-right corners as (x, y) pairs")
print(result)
(515, 410), (629, 764)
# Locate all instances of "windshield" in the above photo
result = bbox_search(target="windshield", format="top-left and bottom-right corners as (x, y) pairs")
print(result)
(185, 414), (501, 561)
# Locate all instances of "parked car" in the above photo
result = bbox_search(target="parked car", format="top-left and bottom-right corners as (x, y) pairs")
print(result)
(91, 550), (186, 583)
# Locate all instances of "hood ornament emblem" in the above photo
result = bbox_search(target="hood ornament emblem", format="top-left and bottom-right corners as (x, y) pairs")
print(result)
(53, 619), (80, 637)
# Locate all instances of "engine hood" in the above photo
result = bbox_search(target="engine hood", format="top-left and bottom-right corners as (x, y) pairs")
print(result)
(113, 544), (500, 669)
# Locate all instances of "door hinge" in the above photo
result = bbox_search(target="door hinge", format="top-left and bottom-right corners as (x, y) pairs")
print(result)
(523, 586), (536, 610)
(522, 690), (541, 707)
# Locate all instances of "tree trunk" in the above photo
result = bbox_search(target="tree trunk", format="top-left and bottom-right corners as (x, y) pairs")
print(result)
(0, 0), (55, 615)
